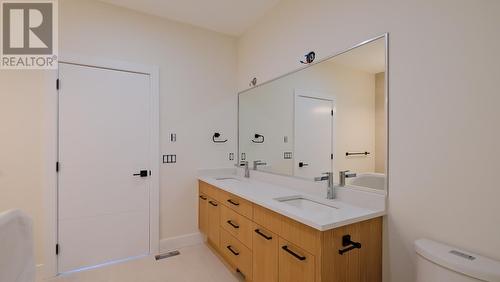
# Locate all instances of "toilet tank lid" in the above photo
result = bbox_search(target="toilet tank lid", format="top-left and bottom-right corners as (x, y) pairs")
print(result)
(415, 239), (500, 282)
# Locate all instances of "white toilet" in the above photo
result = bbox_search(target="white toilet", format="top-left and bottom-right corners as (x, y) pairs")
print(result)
(415, 239), (500, 282)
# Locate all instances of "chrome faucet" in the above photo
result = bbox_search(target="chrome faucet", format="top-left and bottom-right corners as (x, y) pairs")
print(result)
(315, 171), (357, 199)
(314, 172), (335, 199)
(339, 170), (357, 187)
(243, 161), (250, 178)
(253, 160), (267, 170)
(235, 161), (250, 178)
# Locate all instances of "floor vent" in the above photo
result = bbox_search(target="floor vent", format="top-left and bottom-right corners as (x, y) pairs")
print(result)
(155, 250), (180, 260)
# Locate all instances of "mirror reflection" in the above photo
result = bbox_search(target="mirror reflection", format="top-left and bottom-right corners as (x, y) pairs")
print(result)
(238, 37), (387, 190)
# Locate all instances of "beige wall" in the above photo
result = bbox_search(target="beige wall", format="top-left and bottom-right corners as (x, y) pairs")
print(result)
(375, 72), (386, 173)
(0, 0), (238, 266)
(59, 0), (238, 241)
(237, 0), (500, 281)
(0, 71), (50, 263)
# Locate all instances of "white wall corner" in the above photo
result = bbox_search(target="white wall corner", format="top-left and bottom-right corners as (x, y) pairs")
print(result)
(159, 232), (205, 253)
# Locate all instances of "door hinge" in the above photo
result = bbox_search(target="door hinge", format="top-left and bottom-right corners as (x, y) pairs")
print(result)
(56, 162), (59, 172)
(56, 79), (60, 90)
(56, 244), (59, 255)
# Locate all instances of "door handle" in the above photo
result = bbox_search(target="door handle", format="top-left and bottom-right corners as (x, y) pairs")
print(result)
(299, 162), (309, 168)
(133, 170), (148, 177)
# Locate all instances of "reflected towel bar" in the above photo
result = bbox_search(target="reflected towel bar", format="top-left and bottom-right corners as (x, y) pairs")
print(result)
(346, 151), (370, 156)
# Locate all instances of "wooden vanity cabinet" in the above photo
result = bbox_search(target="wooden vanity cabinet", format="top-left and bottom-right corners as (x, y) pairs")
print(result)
(278, 238), (315, 282)
(252, 223), (279, 282)
(206, 197), (220, 249)
(198, 180), (382, 282)
(198, 193), (208, 235)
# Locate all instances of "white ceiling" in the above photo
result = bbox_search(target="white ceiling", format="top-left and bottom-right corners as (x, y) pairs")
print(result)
(330, 38), (386, 74)
(98, 0), (281, 36)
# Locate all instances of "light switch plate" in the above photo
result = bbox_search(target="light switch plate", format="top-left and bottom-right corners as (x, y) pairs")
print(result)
(163, 154), (177, 163)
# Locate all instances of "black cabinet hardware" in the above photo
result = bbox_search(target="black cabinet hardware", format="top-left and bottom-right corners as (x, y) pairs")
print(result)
(227, 199), (240, 206)
(199, 195), (207, 200)
(227, 245), (240, 256)
(208, 201), (218, 207)
(133, 170), (148, 177)
(227, 220), (240, 229)
(298, 162), (309, 168)
(338, 235), (362, 255)
(282, 245), (306, 261)
(254, 229), (272, 240)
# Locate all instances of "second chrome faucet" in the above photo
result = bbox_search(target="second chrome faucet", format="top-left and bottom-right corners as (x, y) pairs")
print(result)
(315, 170), (357, 199)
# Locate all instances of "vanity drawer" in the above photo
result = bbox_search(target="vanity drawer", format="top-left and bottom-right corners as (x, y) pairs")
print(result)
(280, 216), (321, 255)
(253, 205), (282, 235)
(219, 190), (253, 219)
(199, 181), (222, 202)
(220, 228), (253, 280)
(278, 237), (315, 282)
(220, 205), (253, 249)
(252, 223), (278, 282)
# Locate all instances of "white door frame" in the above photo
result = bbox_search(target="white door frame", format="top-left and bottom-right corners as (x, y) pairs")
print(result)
(42, 54), (160, 278)
(293, 89), (335, 178)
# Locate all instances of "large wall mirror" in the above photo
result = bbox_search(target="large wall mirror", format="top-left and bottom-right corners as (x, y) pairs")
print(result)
(238, 34), (388, 191)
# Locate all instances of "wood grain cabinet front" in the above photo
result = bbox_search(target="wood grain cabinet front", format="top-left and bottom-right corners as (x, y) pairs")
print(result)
(198, 181), (382, 282)
(278, 238), (315, 282)
(220, 228), (253, 281)
(252, 223), (278, 282)
(219, 190), (254, 219)
(198, 192), (208, 235)
(220, 205), (253, 249)
(206, 197), (220, 250)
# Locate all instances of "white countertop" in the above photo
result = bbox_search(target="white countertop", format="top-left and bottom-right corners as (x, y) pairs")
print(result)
(198, 172), (386, 231)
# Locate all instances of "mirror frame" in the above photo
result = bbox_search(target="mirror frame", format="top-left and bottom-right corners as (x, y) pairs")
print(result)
(237, 33), (389, 193)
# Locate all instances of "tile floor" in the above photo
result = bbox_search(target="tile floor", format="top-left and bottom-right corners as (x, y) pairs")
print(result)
(41, 244), (244, 282)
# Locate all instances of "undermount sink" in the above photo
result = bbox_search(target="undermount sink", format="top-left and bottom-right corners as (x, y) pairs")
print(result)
(274, 196), (339, 214)
(215, 177), (241, 181)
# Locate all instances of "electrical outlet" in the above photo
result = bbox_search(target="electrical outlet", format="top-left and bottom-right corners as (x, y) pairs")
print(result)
(163, 154), (177, 163)
(241, 153), (246, 160)
(170, 133), (176, 142)
(229, 153), (234, 161)
(284, 152), (293, 159)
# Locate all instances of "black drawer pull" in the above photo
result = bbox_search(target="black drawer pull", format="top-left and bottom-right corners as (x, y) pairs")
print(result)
(282, 245), (306, 261)
(208, 201), (218, 207)
(227, 220), (240, 229)
(199, 195), (207, 200)
(227, 245), (240, 256)
(227, 199), (240, 206)
(254, 229), (272, 240)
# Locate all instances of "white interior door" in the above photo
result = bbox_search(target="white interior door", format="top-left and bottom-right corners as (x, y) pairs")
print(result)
(58, 63), (151, 273)
(294, 94), (334, 179)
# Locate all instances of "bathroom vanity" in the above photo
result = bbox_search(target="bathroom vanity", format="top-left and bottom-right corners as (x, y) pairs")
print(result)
(197, 175), (384, 282)
(198, 34), (388, 282)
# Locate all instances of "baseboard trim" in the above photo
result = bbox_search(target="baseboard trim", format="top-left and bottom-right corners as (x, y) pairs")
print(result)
(35, 264), (45, 281)
(159, 232), (204, 253)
